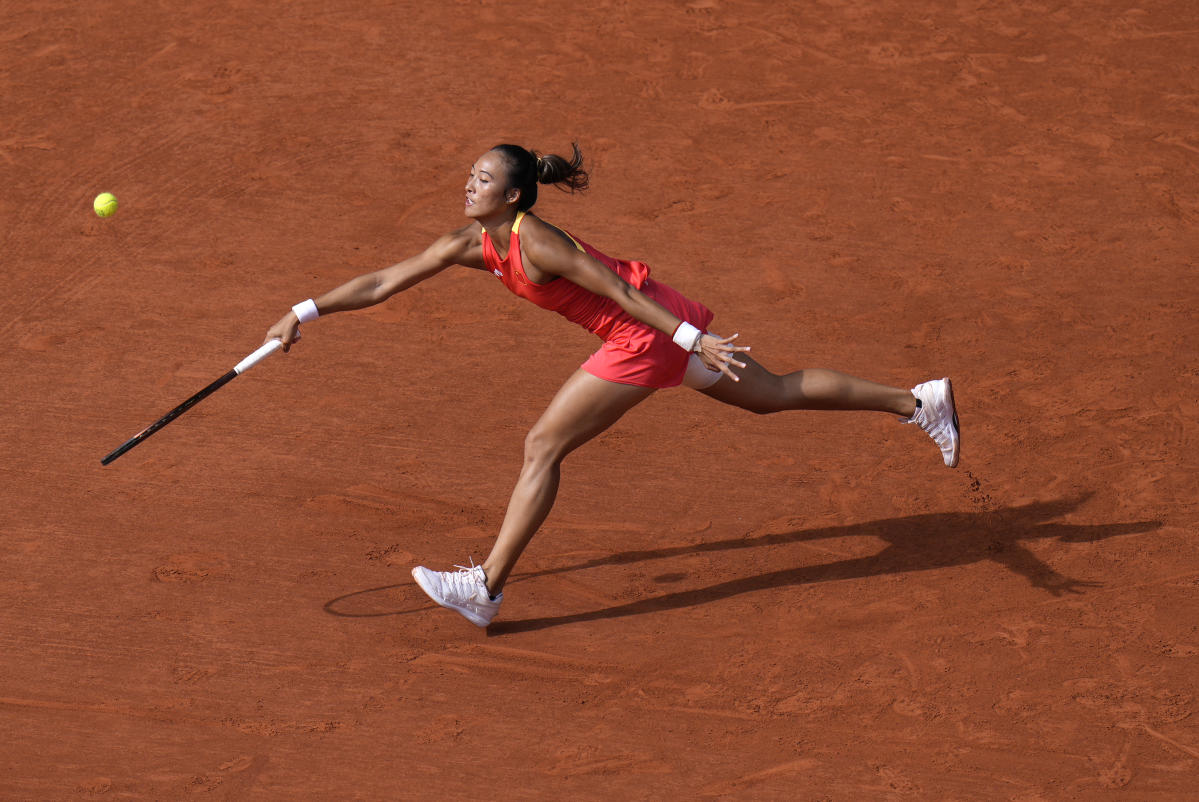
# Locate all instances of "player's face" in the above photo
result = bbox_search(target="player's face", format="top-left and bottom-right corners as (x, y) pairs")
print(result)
(465, 151), (516, 218)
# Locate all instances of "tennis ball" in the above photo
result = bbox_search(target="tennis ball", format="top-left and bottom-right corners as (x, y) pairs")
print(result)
(94, 192), (118, 218)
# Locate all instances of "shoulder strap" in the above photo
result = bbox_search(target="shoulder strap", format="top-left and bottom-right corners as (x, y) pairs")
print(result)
(511, 212), (584, 253)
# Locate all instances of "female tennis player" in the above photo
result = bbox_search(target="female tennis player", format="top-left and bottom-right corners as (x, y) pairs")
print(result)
(264, 143), (959, 627)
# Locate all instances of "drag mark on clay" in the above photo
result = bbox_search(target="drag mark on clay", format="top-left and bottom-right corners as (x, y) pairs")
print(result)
(0, 134), (54, 165)
(1125, 722), (1199, 760)
(139, 40), (178, 67)
(898, 651), (920, 692)
(1128, 28), (1199, 40)
(737, 25), (843, 63)
(411, 643), (612, 683)
(184, 754), (268, 797)
(701, 758), (821, 796)
(1153, 134), (1199, 156)
(546, 751), (672, 778)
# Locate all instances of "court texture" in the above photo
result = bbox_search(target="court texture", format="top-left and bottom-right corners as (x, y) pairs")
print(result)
(2, 0), (1196, 798)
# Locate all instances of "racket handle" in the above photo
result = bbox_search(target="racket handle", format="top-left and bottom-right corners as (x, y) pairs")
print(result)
(235, 339), (283, 375)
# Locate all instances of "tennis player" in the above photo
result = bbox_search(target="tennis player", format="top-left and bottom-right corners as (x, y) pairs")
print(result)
(264, 143), (960, 627)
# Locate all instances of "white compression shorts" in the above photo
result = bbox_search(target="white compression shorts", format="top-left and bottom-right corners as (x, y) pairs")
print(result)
(681, 352), (723, 390)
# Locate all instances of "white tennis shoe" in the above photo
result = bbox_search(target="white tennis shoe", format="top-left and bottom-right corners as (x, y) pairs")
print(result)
(411, 562), (502, 627)
(903, 378), (960, 467)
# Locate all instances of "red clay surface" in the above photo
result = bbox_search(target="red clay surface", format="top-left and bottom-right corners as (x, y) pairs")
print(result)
(3, 1), (1198, 798)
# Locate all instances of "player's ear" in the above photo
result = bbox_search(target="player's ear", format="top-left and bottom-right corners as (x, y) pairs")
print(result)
(506, 187), (520, 205)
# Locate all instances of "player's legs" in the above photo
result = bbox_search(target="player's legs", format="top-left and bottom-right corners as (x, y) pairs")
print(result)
(480, 369), (655, 594)
(698, 353), (917, 416)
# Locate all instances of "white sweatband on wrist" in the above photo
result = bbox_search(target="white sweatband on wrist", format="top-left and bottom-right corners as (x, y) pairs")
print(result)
(672, 321), (702, 352)
(292, 298), (319, 323)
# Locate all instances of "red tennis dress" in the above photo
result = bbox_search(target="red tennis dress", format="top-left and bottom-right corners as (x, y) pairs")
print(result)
(481, 212), (714, 388)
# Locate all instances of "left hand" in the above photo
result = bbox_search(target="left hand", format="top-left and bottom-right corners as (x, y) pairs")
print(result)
(696, 332), (750, 382)
(264, 312), (302, 352)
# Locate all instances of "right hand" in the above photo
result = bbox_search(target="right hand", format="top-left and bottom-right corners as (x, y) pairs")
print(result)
(696, 332), (750, 382)
(264, 312), (301, 352)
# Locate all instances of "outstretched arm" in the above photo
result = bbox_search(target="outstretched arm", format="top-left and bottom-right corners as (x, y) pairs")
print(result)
(264, 226), (481, 350)
(520, 218), (748, 380)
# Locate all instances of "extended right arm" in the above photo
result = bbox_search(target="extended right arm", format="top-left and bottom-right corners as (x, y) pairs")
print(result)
(264, 227), (481, 349)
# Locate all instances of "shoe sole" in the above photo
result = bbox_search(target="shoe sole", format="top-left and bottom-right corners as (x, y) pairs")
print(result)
(943, 377), (960, 468)
(411, 568), (492, 627)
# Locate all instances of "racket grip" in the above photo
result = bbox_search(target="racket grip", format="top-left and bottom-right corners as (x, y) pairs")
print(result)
(235, 339), (283, 375)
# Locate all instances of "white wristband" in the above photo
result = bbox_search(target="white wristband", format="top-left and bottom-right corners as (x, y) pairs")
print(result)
(292, 298), (319, 323)
(672, 321), (702, 352)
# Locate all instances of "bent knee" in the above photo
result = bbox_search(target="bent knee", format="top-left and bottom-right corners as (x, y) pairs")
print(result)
(523, 426), (568, 466)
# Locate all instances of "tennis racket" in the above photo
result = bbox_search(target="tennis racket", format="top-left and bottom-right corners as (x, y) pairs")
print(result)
(101, 339), (283, 466)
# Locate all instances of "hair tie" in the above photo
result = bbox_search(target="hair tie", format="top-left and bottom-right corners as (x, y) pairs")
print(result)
(535, 155), (545, 170)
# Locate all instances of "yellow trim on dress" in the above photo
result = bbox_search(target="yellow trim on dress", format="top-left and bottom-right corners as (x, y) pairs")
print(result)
(485, 211), (584, 252)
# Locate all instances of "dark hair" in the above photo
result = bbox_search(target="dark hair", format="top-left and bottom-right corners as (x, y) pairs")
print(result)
(490, 142), (589, 211)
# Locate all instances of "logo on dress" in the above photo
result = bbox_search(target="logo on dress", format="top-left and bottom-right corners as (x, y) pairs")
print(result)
(493, 268), (503, 277)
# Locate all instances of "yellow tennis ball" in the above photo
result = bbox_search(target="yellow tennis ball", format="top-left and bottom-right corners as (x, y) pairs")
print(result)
(94, 192), (118, 218)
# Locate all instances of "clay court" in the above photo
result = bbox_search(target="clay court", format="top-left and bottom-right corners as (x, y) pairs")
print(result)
(3, 0), (1197, 798)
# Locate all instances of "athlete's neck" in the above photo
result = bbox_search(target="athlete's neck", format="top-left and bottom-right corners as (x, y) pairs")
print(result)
(478, 209), (524, 253)
(477, 208), (519, 234)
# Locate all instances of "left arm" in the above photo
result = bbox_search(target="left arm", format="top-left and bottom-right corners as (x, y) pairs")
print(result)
(521, 219), (748, 380)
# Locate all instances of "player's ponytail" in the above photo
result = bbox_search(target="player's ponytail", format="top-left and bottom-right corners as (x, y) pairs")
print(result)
(492, 142), (589, 211)
(535, 144), (589, 192)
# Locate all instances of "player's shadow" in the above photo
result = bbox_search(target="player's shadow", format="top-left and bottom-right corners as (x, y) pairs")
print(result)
(485, 494), (1160, 635)
(322, 494), (1159, 628)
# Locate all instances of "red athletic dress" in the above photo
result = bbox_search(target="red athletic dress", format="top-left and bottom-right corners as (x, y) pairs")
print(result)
(480, 211), (714, 388)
